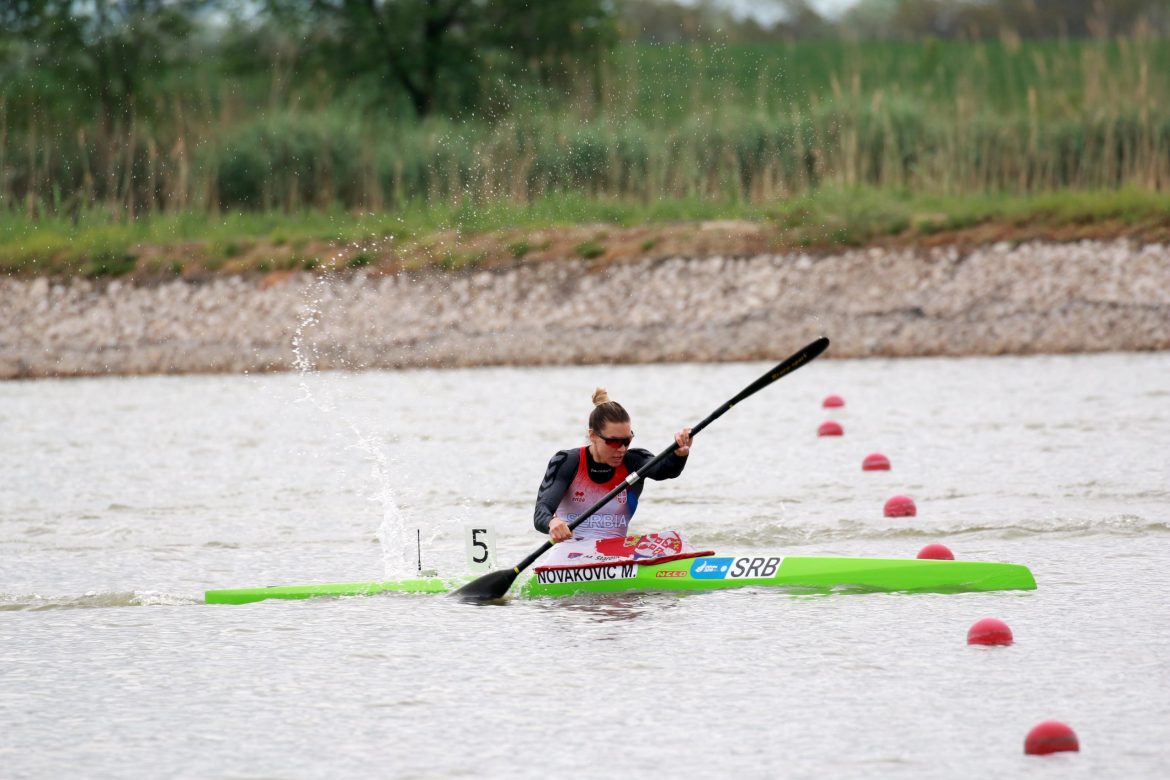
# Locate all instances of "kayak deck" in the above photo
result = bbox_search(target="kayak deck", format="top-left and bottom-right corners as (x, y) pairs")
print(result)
(204, 555), (1036, 605)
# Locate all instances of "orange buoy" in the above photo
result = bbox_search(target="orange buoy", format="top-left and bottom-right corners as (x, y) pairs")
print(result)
(862, 453), (890, 471)
(917, 543), (954, 560)
(817, 421), (843, 437)
(967, 617), (1013, 646)
(822, 394), (845, 408)
(1024, 721), (1079, 755)
(883, 495), (916, 517)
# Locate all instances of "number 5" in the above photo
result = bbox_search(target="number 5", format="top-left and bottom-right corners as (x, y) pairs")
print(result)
(465, 526), (496, 572)
(471, 529), (489, 563)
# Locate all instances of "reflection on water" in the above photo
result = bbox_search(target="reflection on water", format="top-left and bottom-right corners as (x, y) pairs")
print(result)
(533, 591), (686, 623)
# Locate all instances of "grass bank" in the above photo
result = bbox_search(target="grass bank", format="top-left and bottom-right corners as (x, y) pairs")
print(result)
(3, 188), (1168, 279)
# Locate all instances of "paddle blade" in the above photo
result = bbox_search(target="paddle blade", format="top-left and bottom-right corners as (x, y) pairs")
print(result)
(452, 567), (519, 603)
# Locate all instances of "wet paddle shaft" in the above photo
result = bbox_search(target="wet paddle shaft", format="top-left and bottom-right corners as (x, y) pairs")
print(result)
(453, 336), (830, 602)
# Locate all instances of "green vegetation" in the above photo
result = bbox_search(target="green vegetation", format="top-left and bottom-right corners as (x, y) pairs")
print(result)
(1, 1), (1168, 276)
(81, 251), (138, 279)
(2, 188), (1167, 276)
(575, 239), (606, 259)
(3, 36), (1167, 223)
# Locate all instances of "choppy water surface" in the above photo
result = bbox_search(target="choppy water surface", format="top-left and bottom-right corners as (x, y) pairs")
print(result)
(2, 352), (1169, 778)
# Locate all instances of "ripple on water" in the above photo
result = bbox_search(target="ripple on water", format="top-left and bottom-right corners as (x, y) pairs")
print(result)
(3, 352), (1169, 778)
(696, 513), (1170, 546)
(0, 590), (202, 611)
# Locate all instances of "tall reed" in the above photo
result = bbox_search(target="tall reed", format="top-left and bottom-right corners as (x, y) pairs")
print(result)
(1, 38), (1167, 218)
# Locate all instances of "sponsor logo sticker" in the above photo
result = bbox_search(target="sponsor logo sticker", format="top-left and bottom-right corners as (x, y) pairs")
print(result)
(690, 557), (733, 579)
(655, 570), (687, 579)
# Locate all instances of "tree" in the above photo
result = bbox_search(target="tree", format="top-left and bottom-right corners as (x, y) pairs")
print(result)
(0, 0), (201, 129)
(259, 0), (617, 118)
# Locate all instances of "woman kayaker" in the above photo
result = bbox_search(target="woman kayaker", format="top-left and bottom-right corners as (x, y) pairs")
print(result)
(535, 388), (692, 543)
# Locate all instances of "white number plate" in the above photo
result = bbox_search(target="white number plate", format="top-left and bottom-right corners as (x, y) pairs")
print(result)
(465, 526), (497, 573)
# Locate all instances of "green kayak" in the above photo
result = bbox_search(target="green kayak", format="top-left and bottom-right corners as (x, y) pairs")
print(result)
(204, 554), (1036, 605)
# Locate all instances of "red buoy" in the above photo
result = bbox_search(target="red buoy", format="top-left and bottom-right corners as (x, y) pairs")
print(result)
(817, 421), (843, 437)
(1025, 721), (1079, 755)
(917, 543), (954, 560)
(862, 453), (890, 471)
(822, 394), (845, 408)
(967, 617), (1013, 646)
(883, 495), (916, 517)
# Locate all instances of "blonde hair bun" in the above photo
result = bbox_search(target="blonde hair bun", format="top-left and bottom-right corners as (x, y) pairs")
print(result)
(592, 387), (611, 406)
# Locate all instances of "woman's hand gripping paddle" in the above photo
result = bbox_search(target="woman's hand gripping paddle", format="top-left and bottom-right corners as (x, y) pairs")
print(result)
(453, 336), (830, 603)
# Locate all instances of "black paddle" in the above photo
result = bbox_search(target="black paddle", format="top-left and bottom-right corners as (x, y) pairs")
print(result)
(452, 336), (830, 603)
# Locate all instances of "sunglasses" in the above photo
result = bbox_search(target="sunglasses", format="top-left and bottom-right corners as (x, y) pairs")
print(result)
(593, 430), (634, 449)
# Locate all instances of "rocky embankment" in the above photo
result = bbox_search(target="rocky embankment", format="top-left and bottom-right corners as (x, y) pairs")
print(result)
(2, 239), (1168, 379)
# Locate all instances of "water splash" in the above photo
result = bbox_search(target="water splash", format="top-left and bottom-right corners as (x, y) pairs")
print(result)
(291, 271), (414, 579)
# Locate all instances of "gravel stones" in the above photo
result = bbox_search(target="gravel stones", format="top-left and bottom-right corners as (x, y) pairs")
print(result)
(2, 239), (1168, 379)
